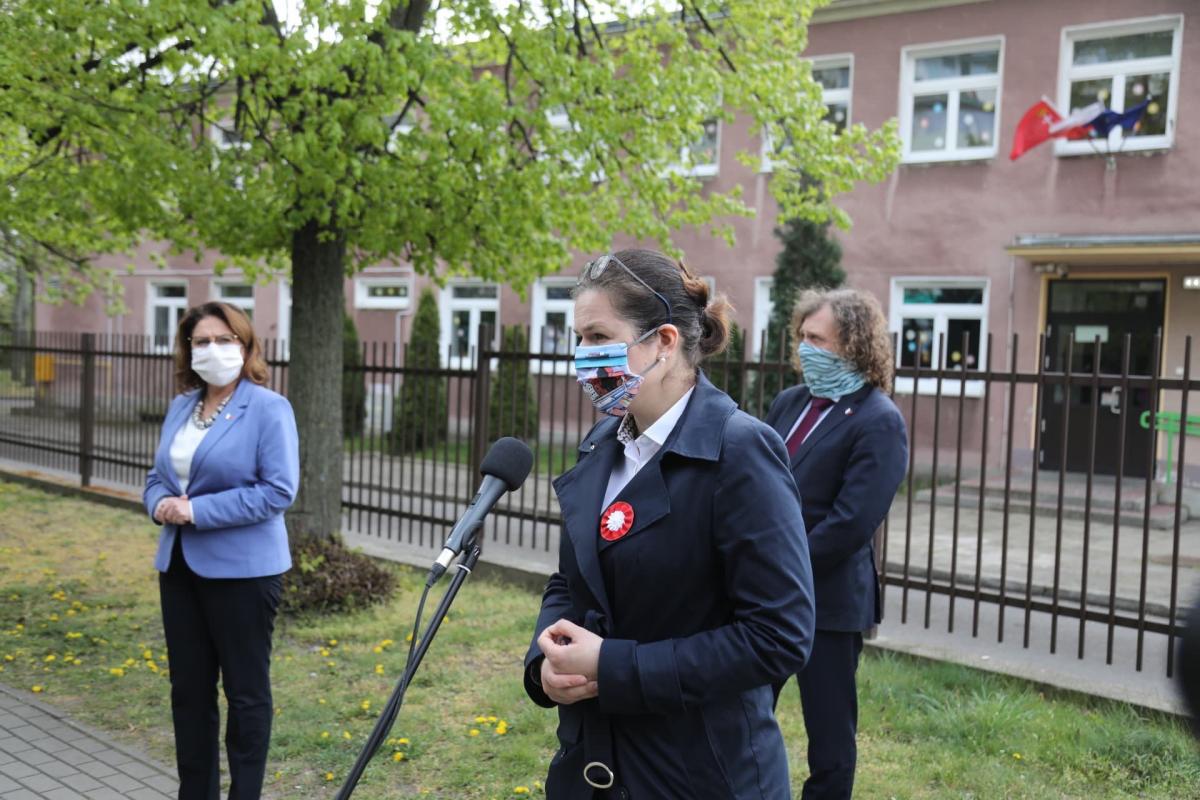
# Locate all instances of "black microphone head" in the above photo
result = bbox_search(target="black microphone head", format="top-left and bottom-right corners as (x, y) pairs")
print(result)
(480, 437), (534, 492)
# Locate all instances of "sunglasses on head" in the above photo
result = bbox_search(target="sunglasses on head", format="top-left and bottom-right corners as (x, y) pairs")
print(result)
(580, 253), (673, 327)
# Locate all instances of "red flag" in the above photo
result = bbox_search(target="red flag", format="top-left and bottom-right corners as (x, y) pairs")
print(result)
(1010, 99), (1062, 161)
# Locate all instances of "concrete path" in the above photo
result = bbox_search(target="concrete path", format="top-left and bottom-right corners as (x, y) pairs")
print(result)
(0, 682), (177, 800)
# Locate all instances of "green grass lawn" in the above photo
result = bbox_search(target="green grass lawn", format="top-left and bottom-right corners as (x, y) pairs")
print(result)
(1, 479), (1197, 799)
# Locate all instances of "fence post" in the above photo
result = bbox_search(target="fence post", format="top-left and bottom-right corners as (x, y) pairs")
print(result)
(470, 325), (493, 480)
(79, 333), (96, 487)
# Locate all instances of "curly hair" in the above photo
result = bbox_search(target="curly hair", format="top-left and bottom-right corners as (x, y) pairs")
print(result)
(790, 288), (894, 393)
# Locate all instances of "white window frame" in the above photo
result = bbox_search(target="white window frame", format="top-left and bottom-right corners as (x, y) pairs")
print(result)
(899, 36), (1004, 164)
(529, 278), (576, 375)
(147, 282), (189, 353)
(1055, 15), (1183, 157)
(211, 279), (255, 318)
(440, 281), (501, 369)
(277, 282), (291, 360)
(668, 117), (721, 178)
(889, 277), (990, 397)
(355, 276), (413, 310)
(762, 54), (854, 173)
(752, 277), (775, 359)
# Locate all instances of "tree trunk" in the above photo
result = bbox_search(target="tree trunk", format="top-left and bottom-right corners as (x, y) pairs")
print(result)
(12, 255), (35, 385)
(285, 220), (346, 540)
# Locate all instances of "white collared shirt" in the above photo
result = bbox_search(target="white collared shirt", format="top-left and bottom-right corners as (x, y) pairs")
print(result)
(602, 387), (695, 511)
(783, 395), (841, 446)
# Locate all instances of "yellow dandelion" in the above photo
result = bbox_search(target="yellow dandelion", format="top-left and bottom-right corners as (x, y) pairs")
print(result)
(72, 659), (82, 666)
(475, 716), (488, 724)
(328, 639), (338, 646)
(361, 700), (371, 712)
(320, 731), (331, 740)
(1013, 752), (1023, 760)
(143, 649), (153, 660)
(147, 662), (159, 673)
(392, 751), (406, 762)
(65, 609), (77, 617)
(324, 771), (334, 781)
(487, 715), (498, 723)
(109, 667), (125, 677)
(495, 721), (508, 735)
(468, 729), (480, 737)
(398, 737), (410, 745)
(405, 633), (413, 643)
(318, 697), (327, 705)
(31, 685), (43, 693)
(342, 731), (352, 740)
(123, 658), (136, 667)
(3, 655), (12, 662)
(375, 664), (385, 675)
(65, 632), (82, 640)
(44, 654), (56, 662)
(326, 660), (336, 668)
(534, 781), (543, 790)
(514, 788), (530, 795)
(320, 648), (331, 657)
(373, 646), (383, 654)
(48, 614), (59, 622)
(381, 639), (394, 648)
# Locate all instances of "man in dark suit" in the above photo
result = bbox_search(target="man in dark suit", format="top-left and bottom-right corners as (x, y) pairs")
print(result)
(765, 288), (908, 800)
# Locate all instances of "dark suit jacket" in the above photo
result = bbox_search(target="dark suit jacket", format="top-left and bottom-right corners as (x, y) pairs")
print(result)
(524, 374), (816, 799)
(765, 383), (908, 633)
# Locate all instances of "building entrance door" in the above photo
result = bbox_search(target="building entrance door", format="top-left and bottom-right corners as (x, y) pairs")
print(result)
(1039, 278), (1164, 478)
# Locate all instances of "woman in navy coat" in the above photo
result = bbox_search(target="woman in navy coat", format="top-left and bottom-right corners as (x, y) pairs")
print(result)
(523, 249), (816, 799)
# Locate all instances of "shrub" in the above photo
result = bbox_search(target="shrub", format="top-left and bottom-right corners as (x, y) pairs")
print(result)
(488, 325), (539, 442)
(392, 288), (447, 453)
(281, 534), (398, 615)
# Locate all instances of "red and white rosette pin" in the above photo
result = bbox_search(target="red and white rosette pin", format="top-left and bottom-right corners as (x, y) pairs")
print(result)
(600, 501), (635, 541)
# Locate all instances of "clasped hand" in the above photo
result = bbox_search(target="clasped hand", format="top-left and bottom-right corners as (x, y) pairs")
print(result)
(154, 495), (192, 525)
(537, 619), (602, 706)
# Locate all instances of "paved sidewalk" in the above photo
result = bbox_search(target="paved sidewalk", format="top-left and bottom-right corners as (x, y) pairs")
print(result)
(0, 682), (178, 800)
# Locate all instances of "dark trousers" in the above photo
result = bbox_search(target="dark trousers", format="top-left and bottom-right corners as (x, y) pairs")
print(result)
(797, 630), (864, 800)
(159, 536), (282, 800)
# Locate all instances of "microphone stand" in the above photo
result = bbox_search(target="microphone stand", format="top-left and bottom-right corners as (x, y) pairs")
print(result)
(334, 534), (485, 800)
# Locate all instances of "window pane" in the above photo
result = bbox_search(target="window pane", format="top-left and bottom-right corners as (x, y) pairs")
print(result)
(900, 318), (934, 368)
(545, 286), (573, 301)
(1124, 72), (1170, 137)
(910, 94), (948, 151)
(219, 284), (253, 299)
(366, 284), (409, 299)
(451, 309), (471, 358)
(946, 318), (982, 371)
(902, 286), (984, 304)
(957, 89), (997, 148)
(543, 311), (569, 354)
(914, 50), (998, 81)
(452, 285), (498, 299)
(156, 285), (186, 298)
(690, 119), (719, 166)
(823, 103), (849, 133)
(154, 306), (171, 348)
(479, 311), (498, 349)
(1069, 78), (1113, 113)
(813, 65), (850, 90)
(1072, 30), (1174, 66)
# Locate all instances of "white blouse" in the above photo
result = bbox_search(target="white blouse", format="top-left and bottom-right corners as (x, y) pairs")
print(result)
(601, 387), (695, 511)
(169, 419), (210, 495)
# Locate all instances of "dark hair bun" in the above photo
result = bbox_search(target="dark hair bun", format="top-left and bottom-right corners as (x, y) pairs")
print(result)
(678, 258), (731, 358)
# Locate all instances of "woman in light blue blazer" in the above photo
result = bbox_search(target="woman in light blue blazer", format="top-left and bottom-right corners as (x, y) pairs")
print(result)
(143, 302), (299, 800)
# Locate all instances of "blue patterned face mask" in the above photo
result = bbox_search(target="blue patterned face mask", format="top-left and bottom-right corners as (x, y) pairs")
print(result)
(798, 342), (866, 399)
(574, 328), (661, 417)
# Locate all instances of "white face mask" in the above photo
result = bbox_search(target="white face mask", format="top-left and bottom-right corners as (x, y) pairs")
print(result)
(192, 343), (244, 387)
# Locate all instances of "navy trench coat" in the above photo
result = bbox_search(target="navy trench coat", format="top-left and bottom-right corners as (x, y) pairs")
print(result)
(524, 374), (816, 799)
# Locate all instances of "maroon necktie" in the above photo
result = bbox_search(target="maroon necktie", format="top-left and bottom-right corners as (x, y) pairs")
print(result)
(785, 397), (835, 457)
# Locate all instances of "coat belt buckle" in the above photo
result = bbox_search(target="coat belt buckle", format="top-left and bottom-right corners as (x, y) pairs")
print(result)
(583, 761), (615, 789)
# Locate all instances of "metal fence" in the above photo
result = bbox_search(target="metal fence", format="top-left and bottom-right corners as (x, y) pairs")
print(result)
(0, 329), (1196, 677)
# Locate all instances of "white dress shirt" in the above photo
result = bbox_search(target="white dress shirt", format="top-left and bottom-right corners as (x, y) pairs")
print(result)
(602, 387), (695, 511)
(783, 395), (841, 446)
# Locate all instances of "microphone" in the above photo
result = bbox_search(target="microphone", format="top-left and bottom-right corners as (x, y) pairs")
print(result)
(427, 437), (533, 586)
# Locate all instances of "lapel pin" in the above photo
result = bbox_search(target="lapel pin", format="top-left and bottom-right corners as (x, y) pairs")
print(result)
(225, 414), (234, 420)
(844, 408), (854, 416)
(600, 501), (635, 541)
(589, 443), (596, 451)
